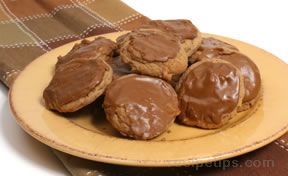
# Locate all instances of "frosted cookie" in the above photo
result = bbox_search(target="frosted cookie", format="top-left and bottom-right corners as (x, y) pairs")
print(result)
(103, 74), (180, 140)
(118, 29), (188, 81)
(190, 37), (238, 64)
(43, 58), (112, 112)
(56, 37), (117, 69)
(140, 19), (202, 56)
(192, 47), (262, 111)
(176, 59), (244, 129)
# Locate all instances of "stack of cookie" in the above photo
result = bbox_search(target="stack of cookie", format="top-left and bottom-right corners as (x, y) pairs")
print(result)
(43, 19), (262, 140)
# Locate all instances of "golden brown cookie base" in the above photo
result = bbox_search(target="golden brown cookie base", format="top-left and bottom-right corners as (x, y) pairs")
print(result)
(184, 31), (202, 56)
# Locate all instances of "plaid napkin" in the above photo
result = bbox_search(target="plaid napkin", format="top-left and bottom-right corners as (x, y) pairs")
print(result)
(1, 0), (288, 175)
(0, 0), (148, 86)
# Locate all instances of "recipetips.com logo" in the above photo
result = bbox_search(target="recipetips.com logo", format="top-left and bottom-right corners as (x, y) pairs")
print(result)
(194, 159), (275, 170)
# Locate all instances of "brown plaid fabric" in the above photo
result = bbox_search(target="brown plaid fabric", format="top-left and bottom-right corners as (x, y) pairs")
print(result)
(1, 0), (288, 176)
(0, 0), (148, 86)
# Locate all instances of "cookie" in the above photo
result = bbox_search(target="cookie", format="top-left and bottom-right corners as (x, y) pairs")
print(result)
(190, 37), (238, 64)
(192, 47), (262, 111)
(43, 58), (113, 112)
(103, 74), (180, 140)
(56, 37), (117, 69)
(118, 29), (188, 81)
(176, 59), (244, 129)
(140, 19), (202, 56)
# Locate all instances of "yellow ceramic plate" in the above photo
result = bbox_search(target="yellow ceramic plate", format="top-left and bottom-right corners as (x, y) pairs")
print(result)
(9, 32), (288, 167)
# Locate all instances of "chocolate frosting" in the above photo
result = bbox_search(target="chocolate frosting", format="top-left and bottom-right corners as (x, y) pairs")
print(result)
(178, 61), (241, 126)
(56, 37), (116, 68)
(126, 30), (180, 62)
(201, 37), (239, 51)
(216, 52), (261, 102)
(43, 59), (108, 108)
(104, 74), (180, 139)
(189, 38), (239, 64)
(196, 49), (261, 103)
(196, 47), (231, 61)
(141, 20), (198, 40)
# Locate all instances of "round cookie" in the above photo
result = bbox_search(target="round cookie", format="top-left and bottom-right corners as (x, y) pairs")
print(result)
(103, 74), (180, 140)
(140, 19), (202, 56)
(176, 59), (244, 129)
(190, 37), (238, 64)
(56, 37), (117, 69)
(43, 58), (113, 112)
(118, 29), (188, 81)
(192, 47), (262, 111)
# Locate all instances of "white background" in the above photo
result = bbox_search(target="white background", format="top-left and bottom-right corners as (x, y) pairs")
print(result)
(0, 0), (287, 175)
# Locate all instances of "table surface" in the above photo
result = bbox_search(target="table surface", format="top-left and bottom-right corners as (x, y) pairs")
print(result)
(0, 0), (287, 175)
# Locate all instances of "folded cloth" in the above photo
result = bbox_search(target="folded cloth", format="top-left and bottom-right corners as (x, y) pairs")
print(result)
(0, 0), (149, 86)
(0, 0), (287, 176)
